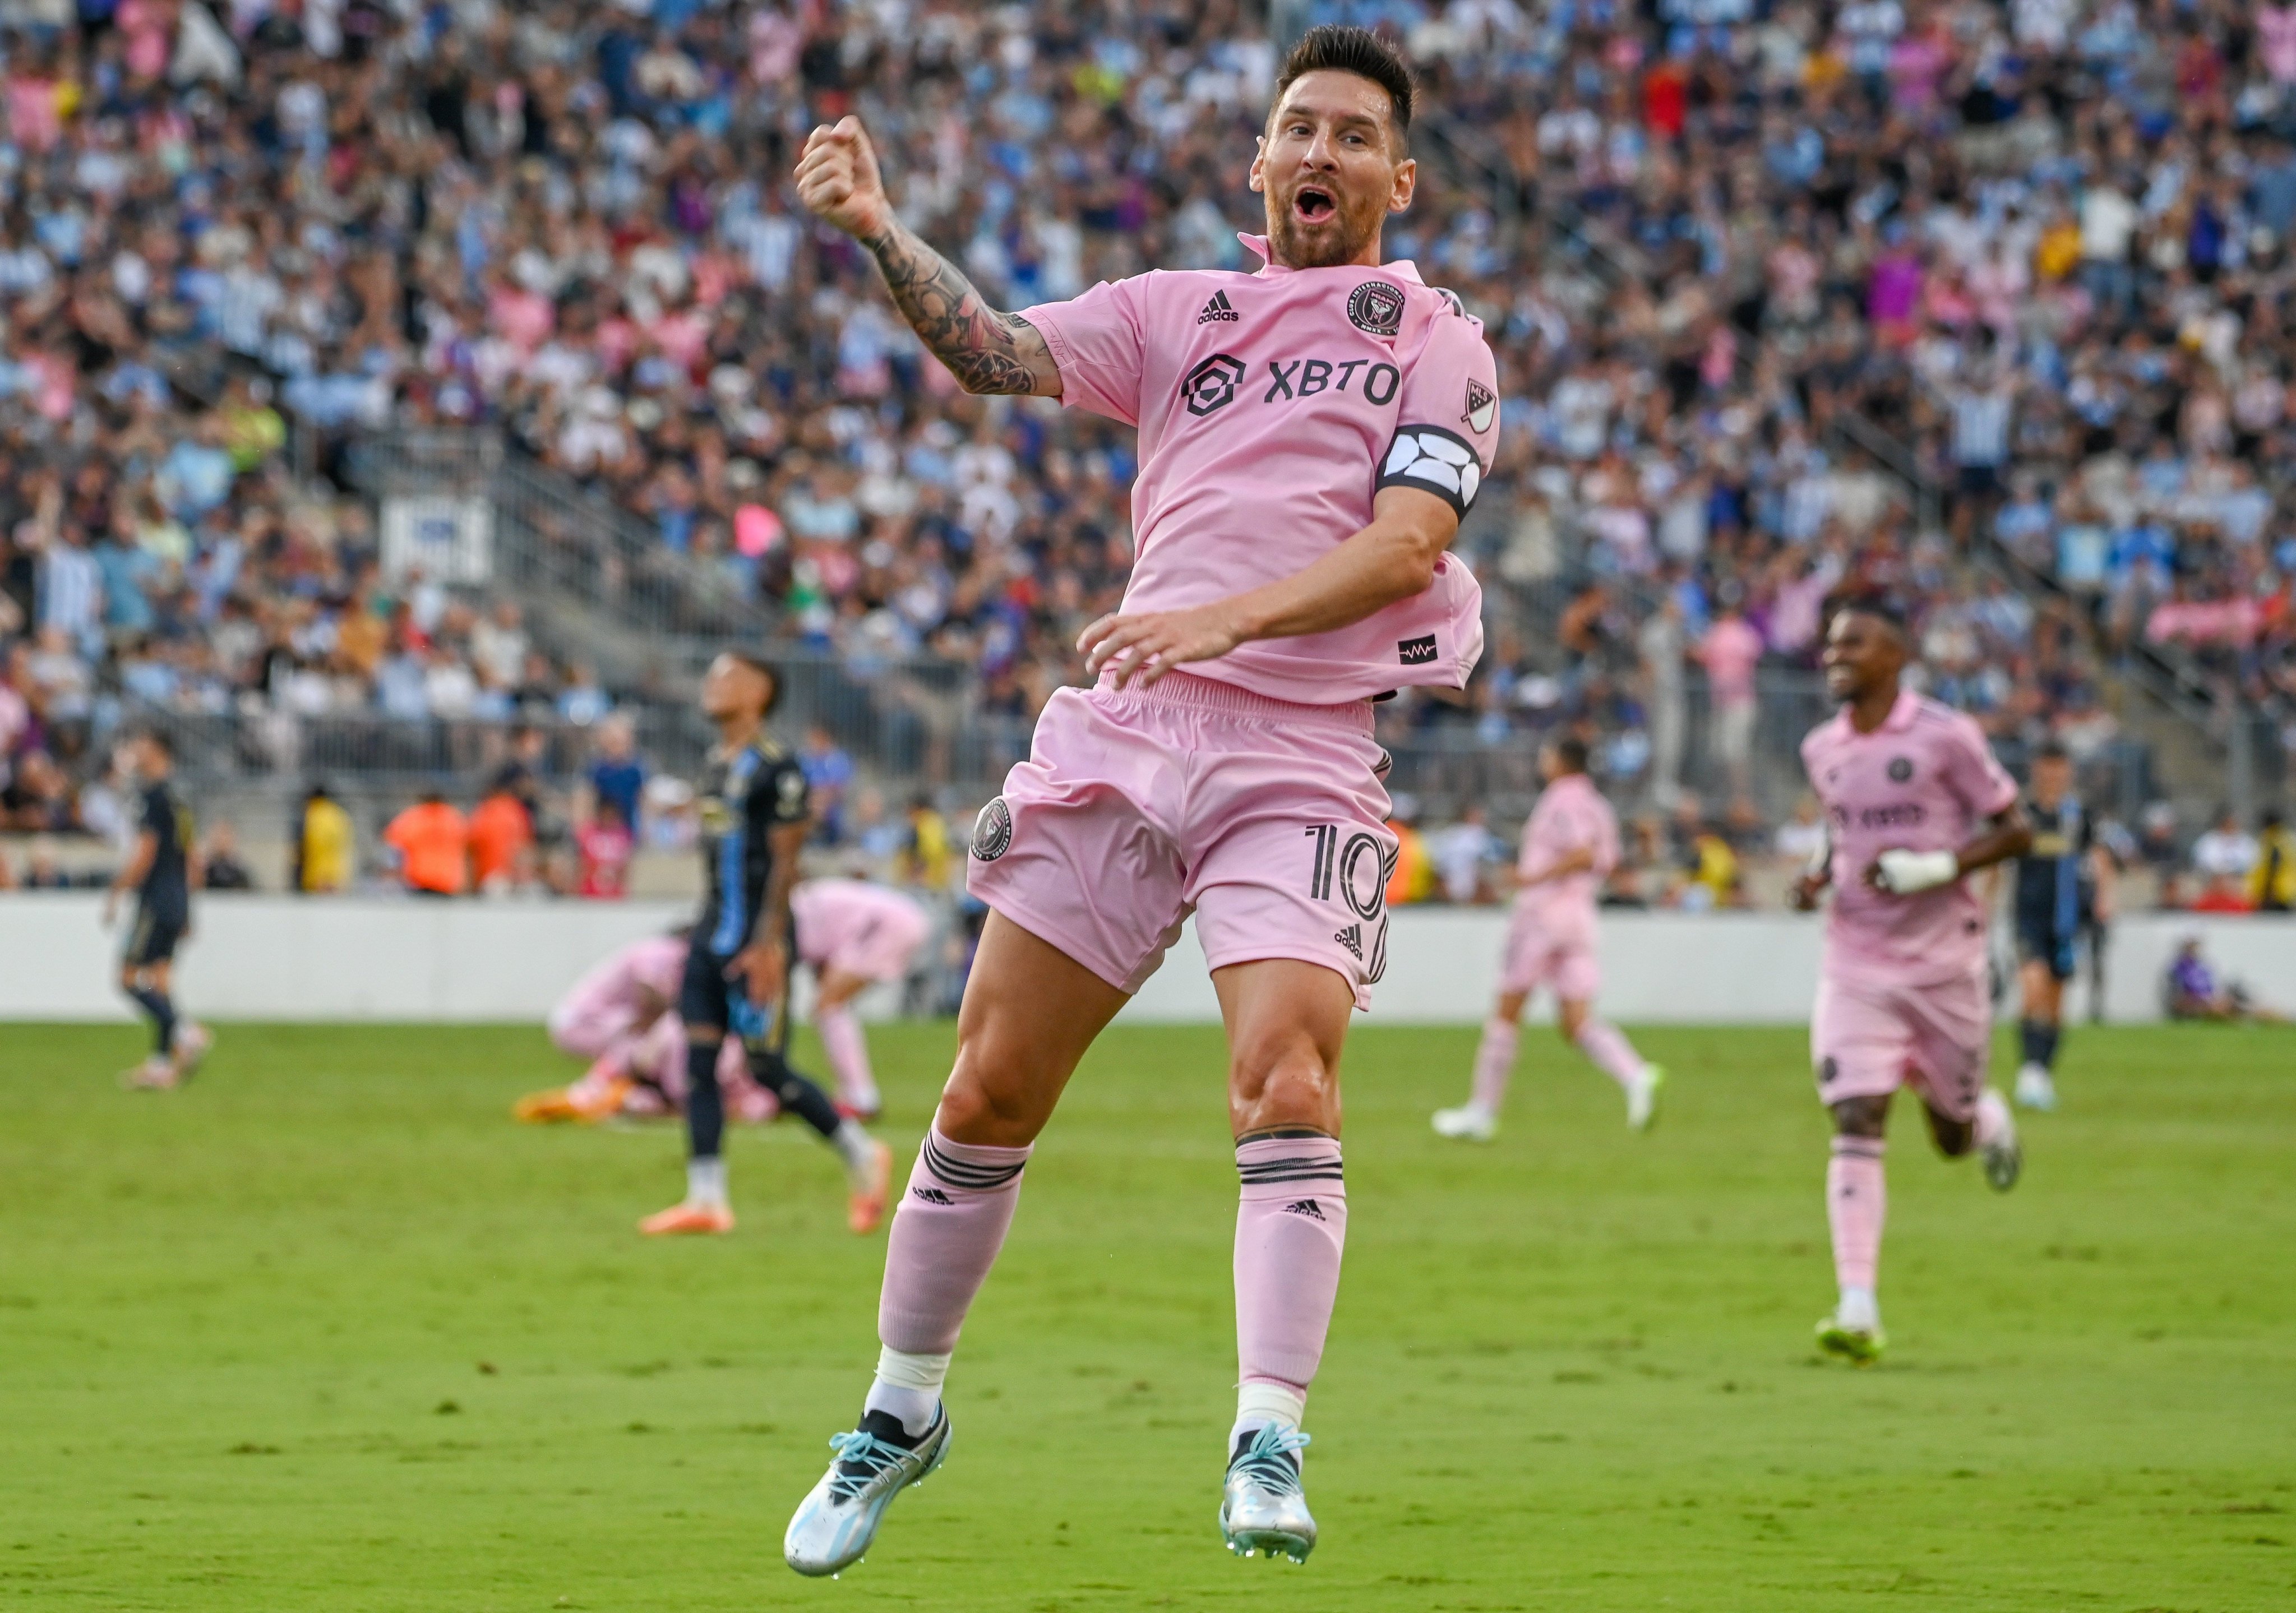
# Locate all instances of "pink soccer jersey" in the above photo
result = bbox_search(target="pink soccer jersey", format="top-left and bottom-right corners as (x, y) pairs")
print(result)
(792, 877), (930, 979)
(1019, 234), (1500, 704)
(1512, 772), (1617, 945)
(1801, 690), (2018, 987)
(548, 934), (686, 1041)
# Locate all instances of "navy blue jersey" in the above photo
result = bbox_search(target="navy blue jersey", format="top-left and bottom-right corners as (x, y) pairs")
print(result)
(2013, 795), (2092, 935)
(693, 740), (809, 956)
(137, 781), (193, 917)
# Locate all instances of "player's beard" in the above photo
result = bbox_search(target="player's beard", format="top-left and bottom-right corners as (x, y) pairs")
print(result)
(1265, 184), (1384, 270)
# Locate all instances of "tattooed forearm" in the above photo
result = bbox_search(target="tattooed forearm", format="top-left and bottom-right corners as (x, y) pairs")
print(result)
(860, 222), (1060, 398)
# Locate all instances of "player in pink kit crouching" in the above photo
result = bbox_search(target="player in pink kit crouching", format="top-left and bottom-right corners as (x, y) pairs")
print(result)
(783, 27), (1498, 1573)
(1793, 595), (2032, 1366)
(1431, 735), (1664, 1141)
(792, 877), (932, 1121)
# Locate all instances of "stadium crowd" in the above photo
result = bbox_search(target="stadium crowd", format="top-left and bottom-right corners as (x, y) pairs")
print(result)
(2, 0), (2293, 884)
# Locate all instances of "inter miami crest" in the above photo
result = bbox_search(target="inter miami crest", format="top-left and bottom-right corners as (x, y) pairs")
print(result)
(1463, 378), (1496, 433)
(972, 797), (1014, 861)
(1347, 280), (1405, 336)
(1182, 353), (1246, 417)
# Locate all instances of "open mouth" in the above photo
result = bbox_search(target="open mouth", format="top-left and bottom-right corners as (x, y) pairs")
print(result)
(1292, 186), (1336, 224)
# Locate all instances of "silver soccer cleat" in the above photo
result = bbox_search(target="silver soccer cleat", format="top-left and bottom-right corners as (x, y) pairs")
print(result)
(1219, 1423), (1315, 1563)
(1978, 1089), (2022, 1193)
(784, 1407), (950, 1578)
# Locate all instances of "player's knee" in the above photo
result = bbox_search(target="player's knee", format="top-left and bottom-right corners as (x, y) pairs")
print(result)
(1227, 1024), (1337, 1127)
(1830, 1095), (1888, 1138)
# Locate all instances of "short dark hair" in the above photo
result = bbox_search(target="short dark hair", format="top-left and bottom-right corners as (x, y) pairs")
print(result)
(1823, 589), (1910, 637)
(1274, 25), (1414, 142)
(2034, 740), (2071, 764)
(136, 728), (173, 759)
(726, 650), (783, 715)
(1551, 734), (1590, 774)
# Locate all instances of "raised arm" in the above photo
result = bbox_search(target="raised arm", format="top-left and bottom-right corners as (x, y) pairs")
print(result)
(794, 117), (1060, 399)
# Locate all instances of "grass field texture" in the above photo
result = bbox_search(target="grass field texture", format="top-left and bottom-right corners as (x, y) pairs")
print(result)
(1, 1018), (2290, 1612)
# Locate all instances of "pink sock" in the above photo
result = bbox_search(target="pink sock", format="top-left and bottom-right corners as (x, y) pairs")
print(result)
(1234, 1135), (1347, 1403)
(1468, 1019), (1519, 1113)
(876, 1127), (1032, 1355)
(1827, 1136), (1886, 1293)
(816, 1003), (879, 1111)
(1572, 1018), (1647, 1090)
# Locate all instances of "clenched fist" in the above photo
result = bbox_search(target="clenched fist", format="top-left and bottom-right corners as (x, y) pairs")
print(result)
(795, 115), (891, 241)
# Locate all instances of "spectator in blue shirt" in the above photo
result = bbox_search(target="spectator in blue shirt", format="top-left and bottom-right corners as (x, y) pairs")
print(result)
(586, 717), (646, 837)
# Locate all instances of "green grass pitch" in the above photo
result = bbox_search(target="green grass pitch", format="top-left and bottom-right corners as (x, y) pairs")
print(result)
(2, 1018), (2291, 1611)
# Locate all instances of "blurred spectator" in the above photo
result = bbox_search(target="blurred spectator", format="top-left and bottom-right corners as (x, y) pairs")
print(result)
(470, 778), (538, 895)
(20, 837), (70, 890)
(801, 723), (856, 844)
(2252, 811), (2296, 914)
(2166, 936), (2286, 1022)
(576, 800), (636, 900)
(2192, 809), (2261, 885)
(1385, 798), (1436, 907)
(293, 784), (355, 895)
(201, 822), (255, 892)
(586, 718), (648, 837)
(1, 751), (77, 833)
(1696, 597), (1764, 810)
(902, 794), (953, 891)
(384, 791), (469, 898)
(1433, 804), (1499, 904)
(1774, 794), (1829, 870)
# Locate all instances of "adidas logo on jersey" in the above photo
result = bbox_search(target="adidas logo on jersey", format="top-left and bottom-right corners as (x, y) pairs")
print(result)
(1196, 290), (1240, 324)
(1282, 1199), (1327, 1221)
(911, 1186), (955, 1206)
(1335, 923), (1362, 959)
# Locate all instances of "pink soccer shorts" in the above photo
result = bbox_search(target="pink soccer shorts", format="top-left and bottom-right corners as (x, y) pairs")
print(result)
(967, 672), (1396, 1009)
(1810, 965), (1990, 1124)
(1496, 905), (1601, 1001)
(826, 905), (930, 983)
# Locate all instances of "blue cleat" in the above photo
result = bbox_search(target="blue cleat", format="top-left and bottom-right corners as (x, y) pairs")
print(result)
(784, 1407), (950, 1577)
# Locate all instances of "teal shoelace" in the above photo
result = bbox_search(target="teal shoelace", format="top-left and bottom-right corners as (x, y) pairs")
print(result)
(1232, 1425), (1311, 1496)
(826, 1429), (913, 1502)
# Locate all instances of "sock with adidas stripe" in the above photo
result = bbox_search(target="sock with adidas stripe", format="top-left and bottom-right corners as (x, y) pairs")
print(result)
(869, 1126), (1032, 1431)
(1232, 1133), (1347, 1437)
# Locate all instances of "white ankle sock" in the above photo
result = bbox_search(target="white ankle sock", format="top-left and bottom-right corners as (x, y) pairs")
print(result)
(833, 1121), (876, 1177)
(865, 1346), (950, 1437)
(1837, 1286), (1879, 1332)
(1230, 1380), (1306, 1449)
(687, 1156), (727, 1208)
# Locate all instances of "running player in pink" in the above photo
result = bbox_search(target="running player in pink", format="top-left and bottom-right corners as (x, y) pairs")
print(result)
(514, 932), (769, 1125)
(1431, 735), (1663, 1141)
(783, 27), (1498, 1574)
(792, 877), (932, 1120)
(1793, 594), (2032, 1366)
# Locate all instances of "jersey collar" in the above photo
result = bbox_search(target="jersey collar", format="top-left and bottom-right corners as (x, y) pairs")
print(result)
(1238, 232), (1424, 283)
(1833, 687), (1921, 739)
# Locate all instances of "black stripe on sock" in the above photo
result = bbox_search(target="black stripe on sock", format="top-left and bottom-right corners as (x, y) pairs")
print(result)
(922, 1135), (1027, 1190)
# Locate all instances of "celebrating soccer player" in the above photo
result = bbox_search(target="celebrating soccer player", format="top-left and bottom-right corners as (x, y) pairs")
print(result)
(791, 877), (932, 1121)
(783, 26), (1499, 1573)
(637, 653), (891, 1238)
(2007, 742), (2114, 1111)
(1793, 597), (2033, 1366)
(1432, 734), (1663, 1141)
(107, 730), (211, 1090)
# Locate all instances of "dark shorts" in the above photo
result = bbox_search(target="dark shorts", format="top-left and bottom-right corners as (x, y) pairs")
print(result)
(124, 905), (186, 968)
(677, 941), (788, 1055)
(2014, 912), (2079, 981)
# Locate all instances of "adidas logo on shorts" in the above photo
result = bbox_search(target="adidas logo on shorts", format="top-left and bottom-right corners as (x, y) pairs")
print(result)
(1335, 923), (1362, 959)
(1196, 290), (1240, 324)
(1282, 1199), (1327, 1221)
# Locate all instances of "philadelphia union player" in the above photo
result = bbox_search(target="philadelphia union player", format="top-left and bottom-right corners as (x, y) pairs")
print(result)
(783, 26), (1499, 1573)
(1793, 596), (2032, 1365)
